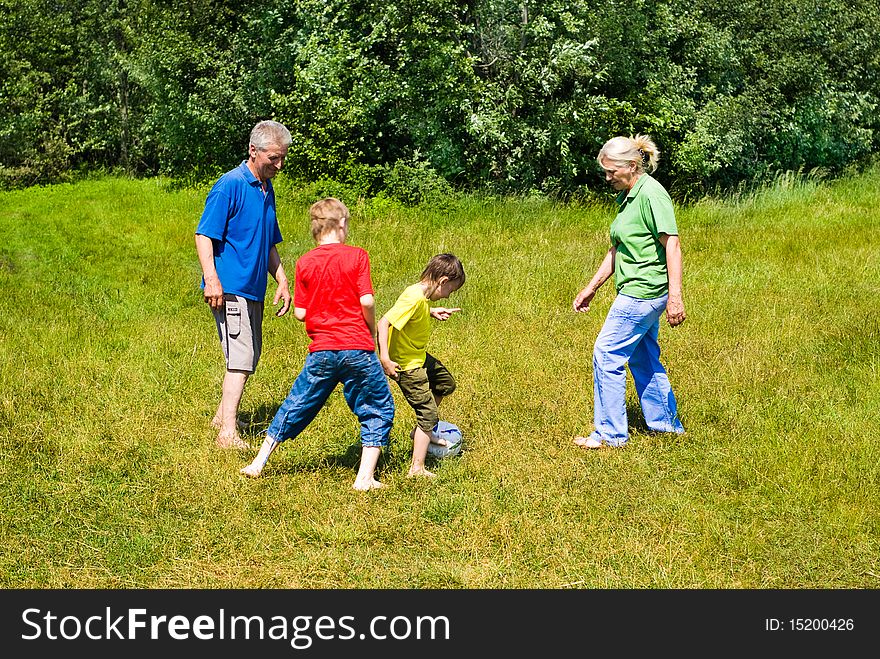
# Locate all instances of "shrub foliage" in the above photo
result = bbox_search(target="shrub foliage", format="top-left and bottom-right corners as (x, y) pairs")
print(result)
(1, 0), (877, 197)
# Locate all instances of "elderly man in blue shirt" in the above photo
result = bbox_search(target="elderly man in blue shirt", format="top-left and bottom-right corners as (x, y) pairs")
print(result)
(195, 120), (293, 449)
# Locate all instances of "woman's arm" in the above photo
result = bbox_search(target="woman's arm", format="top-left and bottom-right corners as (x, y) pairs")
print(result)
(573, 247), (615, 313)
(660, 234), (685, 326)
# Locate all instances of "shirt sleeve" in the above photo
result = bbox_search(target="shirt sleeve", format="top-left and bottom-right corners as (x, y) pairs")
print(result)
(356, 250), (374, 297)
(195, 184), (231, 240)
(383, 288), (419, 331)
(293, 260), (307, 309)
(645, 194), (678, 237)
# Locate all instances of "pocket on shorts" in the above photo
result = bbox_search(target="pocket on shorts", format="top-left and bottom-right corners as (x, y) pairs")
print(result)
(225, 301), (242, 338)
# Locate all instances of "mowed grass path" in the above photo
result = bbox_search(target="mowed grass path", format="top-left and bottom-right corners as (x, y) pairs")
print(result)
(0, 171), (878, 588)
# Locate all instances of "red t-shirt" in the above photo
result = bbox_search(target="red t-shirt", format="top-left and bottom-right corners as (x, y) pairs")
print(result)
(294, 243), (376, 352)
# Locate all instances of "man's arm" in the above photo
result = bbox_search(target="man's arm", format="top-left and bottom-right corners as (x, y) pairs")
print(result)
(195, 234), (224, 310)
(268, 245), (291, 317)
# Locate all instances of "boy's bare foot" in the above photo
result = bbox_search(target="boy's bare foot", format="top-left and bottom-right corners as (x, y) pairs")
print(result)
(216, 434), (251, 449)
(407, 467), (436, 478)
(239, 464), (262, 478)
(352, 478), (386, 491)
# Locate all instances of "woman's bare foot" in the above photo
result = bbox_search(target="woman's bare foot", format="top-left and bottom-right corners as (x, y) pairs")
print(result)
(573, 436), (606, 449)
(407, 466), (436, 478)
(352, 478), (386, 491)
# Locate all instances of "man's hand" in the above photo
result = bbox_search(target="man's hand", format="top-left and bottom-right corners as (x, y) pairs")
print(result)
(203, 277), (224, 310)
(273, 279), (291, 317)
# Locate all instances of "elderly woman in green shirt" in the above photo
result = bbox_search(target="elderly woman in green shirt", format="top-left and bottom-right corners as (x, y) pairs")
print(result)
(572, 134), (686, 449)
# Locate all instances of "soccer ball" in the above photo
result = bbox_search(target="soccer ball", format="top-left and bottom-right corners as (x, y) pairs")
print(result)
(427, 421), (463, 458)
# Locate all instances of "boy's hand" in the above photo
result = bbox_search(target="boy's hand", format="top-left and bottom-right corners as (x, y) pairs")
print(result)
(430, 307), (461, 321)
(380, 357), (400, 379)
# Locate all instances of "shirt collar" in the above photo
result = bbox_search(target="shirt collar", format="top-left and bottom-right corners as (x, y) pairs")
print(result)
(617, 173), (649, 206)
(238, 160), (263, 188)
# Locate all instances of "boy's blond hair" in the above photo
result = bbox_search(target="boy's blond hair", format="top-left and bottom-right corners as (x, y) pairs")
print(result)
(309, 197), (350, 241)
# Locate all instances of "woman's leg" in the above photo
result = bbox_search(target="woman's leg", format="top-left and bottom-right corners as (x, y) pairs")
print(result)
(629, 319), (685, 434)
(590, 295), (667, 446)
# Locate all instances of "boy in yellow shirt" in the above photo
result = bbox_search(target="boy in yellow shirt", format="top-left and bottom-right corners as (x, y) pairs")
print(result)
(377, 254), (465, 478)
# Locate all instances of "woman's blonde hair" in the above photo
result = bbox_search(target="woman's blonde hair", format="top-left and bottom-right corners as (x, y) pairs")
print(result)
(309, 197), (349, 240)
(597, 134), (660, 174)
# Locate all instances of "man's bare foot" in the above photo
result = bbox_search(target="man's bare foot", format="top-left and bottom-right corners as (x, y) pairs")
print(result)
(211, 417), (248, 430)
(239, 463), (262, 478)
(352, 478), (386, 491)
(407, 467), (436, 478)
(216, 434), (251, 449)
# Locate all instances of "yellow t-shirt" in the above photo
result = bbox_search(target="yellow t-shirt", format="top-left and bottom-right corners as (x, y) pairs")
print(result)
(384, 283), (431, 371)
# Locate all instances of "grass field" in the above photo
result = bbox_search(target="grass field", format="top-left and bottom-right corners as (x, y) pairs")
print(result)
(1, 169), (878, 588)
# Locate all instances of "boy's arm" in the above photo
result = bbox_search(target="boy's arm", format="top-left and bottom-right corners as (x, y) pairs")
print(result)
(360, 294), (377, 338)
(294, 307), (306, 322)
(430, 307), (461, 321)
(376, 316), (399, 378)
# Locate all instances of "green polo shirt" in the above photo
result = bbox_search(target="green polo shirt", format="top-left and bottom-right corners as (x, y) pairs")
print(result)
(609, 173), (679, 299)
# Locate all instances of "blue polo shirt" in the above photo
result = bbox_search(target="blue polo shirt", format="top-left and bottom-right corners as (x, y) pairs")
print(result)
(195, 161), (283, 301)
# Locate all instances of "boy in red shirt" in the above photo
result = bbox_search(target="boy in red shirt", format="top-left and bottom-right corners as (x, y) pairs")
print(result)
(239, 198), (395, 491)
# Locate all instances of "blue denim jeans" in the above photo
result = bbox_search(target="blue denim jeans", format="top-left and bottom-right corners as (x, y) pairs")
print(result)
(590, 294), (685, 447)
(266, 350), (395, 448)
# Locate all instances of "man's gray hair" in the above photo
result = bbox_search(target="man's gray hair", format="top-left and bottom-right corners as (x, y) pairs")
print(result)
(249, 120), (292, 151)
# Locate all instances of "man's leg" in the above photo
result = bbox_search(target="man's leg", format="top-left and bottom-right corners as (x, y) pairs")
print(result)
(212, 295), (262, 448)
(216, 370), (249, 448)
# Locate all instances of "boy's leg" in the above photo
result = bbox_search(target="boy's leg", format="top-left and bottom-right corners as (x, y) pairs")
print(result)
(396, 366), (440, 477)
(629, 317), (685, 434)
(240, 352), (337, 477)
(353, 447), (384, 491)
(424, 353), (456, 446)
(338, 351), (395, 489)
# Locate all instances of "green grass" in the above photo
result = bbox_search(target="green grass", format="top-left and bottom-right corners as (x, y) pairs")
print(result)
(1, 170), (878, 588)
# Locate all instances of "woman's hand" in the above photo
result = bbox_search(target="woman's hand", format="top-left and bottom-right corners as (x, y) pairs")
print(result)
(666, 294), (686, 326)
(573, 287), (596, 312)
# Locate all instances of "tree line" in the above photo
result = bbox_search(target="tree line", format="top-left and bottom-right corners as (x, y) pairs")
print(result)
(1, 0), (878, 200)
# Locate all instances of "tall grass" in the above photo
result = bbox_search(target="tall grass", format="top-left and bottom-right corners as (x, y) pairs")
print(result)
(0, 170), (878, 588)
